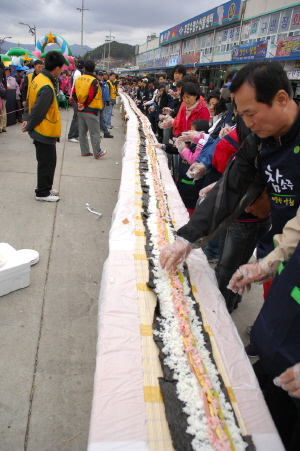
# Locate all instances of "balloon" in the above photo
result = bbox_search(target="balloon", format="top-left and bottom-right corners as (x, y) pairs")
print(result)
(7, 47), (31, 57)
(31, 51), (41, 58)
(0, 54), (12, 62)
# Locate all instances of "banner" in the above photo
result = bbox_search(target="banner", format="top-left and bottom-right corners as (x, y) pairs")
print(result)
(276, 35), (300, 58)
(159, 0), (241, 45)
(231, 40), (270, 61)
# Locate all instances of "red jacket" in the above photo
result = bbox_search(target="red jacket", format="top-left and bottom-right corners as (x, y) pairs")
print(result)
(172, 97), (210, 137)
(212, 128), (240, 173)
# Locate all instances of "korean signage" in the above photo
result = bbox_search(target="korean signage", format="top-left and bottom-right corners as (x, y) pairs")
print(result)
(231, 40), (270, 61)
(276, 35), (300, 58)
(287, 70), (300, 80)
(159, 0), (241, 45)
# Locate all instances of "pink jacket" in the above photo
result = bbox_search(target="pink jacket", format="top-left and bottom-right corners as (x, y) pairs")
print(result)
(180, 133), (209, 165)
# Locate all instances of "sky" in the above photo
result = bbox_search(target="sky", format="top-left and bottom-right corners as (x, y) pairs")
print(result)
(0, 0), (223, 49)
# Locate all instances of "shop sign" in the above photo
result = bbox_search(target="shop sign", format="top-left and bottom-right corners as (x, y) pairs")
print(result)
(166, 55), (181, 67)
(284, 60), (300, 71)
(276, 35), (300, 58)
(287, 70), (300, 80)
(231, 40), (270, 60)
(159, 0), (241, 45)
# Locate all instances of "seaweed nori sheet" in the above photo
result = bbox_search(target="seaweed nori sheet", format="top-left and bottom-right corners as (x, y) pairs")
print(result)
(133, 109), (256, 451)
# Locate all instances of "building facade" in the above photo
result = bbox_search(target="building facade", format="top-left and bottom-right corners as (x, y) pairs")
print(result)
(133, 0), (300, 95)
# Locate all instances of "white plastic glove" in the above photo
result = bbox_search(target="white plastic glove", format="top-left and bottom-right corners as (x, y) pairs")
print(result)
(186, 162), (207, 180)
(176, 140), (186, 153)
(159, 114), (166, 121)
(199, 182), (217, 198)
(228, 261), (272, 294)
(162, 107), (172, 115)
(219, 124), (232, 139)
(160, 237), (192, 271)
(181, 130), (201, 142)
(274, 363), (300, 398)
(158, 116), (174, 129)
(169, 90), (180, 98)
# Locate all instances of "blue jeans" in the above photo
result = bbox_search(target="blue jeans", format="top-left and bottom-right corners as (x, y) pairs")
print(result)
(98, 108), (109, 134)
(106, 99), (116, 127)
(215, 218), (271, 312)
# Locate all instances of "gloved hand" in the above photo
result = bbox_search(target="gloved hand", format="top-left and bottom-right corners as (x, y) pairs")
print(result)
(274, 363), (300, 398)
(219, 125), (232, 139)
(187, 162), (207, 180)
(199, 182), (217, 198)
(162, 107), (172, 115)
(175, 140), (186, 153)
(169, 90), (180, 98)
(160, 237), (192, 271)
(180, 130), (201, 142)
(159, 114), (166, 121)
(158, 116), (174, 129)
(228, 262), (272, 294)
(148, 105), (155, 112)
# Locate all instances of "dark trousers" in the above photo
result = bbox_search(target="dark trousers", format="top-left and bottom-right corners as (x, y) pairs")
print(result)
(253, 360), (300, 451)
(16, 99), (23, 122)
(98, 108), (109, 134)
(34, 140), (57, 197)
(67, 100), (78, 139)
(215, 218), (271, 312)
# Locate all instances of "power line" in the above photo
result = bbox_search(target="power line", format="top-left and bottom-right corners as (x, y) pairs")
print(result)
(15, 0), (67, 27)
(60, 0), (79, 9)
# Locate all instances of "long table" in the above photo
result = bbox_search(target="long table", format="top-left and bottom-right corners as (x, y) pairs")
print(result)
(87, 94), (284, 451)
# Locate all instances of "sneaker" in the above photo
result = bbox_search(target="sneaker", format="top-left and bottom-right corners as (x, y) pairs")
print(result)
(68, 138), (78, 143)
(245, 343), (258, 358)
(103, 133), (114, 138)
(245, 325), (252, 336)
(2, 129), (7, 132)
(108, 126), (113, 129)
(36, 194), (60, 202)
(95, 150), (107, 159)
(82, 153), (93, 156)
(50, 189), (59, 195)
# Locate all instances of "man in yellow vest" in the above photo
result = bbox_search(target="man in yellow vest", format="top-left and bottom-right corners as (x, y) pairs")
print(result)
(73, 60), (107, 159)
(21, 59), (43, 107)
(106, 72), (118, 129)
(22, 51), (65, 202)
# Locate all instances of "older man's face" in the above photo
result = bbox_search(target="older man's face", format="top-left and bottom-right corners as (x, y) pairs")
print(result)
(234, 82), (290, 139)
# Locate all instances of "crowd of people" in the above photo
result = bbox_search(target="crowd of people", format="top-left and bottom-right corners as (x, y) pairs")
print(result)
(1, 52), (300, 449)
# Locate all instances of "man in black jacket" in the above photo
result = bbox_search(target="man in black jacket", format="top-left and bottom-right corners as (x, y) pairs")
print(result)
(160, 61), (300, 271)
(22, 51), (65, 202)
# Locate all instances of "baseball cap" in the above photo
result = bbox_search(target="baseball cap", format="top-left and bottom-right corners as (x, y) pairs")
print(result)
(77, 58), (85, 68)
(97, 71), (103, 75)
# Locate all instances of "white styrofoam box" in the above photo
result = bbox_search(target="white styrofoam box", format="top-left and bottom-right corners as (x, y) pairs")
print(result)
(0, 243), (31, 297)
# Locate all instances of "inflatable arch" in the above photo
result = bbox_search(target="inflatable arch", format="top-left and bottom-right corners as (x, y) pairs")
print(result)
(35, 31), (72, 56)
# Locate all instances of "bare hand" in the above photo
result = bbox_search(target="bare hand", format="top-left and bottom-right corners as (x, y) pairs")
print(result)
(77, 103), (84, 111)
(21, 121), (28, 132)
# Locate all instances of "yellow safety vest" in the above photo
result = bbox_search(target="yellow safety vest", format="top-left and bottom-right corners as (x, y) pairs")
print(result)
(74, 74), (103, 110)
(27, 73), (61, 138)
(107, 79), (117, 100)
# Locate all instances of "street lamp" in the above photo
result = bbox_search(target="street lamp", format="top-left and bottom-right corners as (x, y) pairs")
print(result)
(0, 36), (12, 54)
(19, 22), (36, 46)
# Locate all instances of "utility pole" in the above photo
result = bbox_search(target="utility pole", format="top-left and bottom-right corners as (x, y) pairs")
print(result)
(105, 30), (115, 70)
(77, 0), (89, 56)
(0, 36), (12, 54)
(18, 22), (36, 46)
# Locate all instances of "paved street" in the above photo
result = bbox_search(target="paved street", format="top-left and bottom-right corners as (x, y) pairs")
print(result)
(0, 106), (123, 451)
(0, 105), (263, 450)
